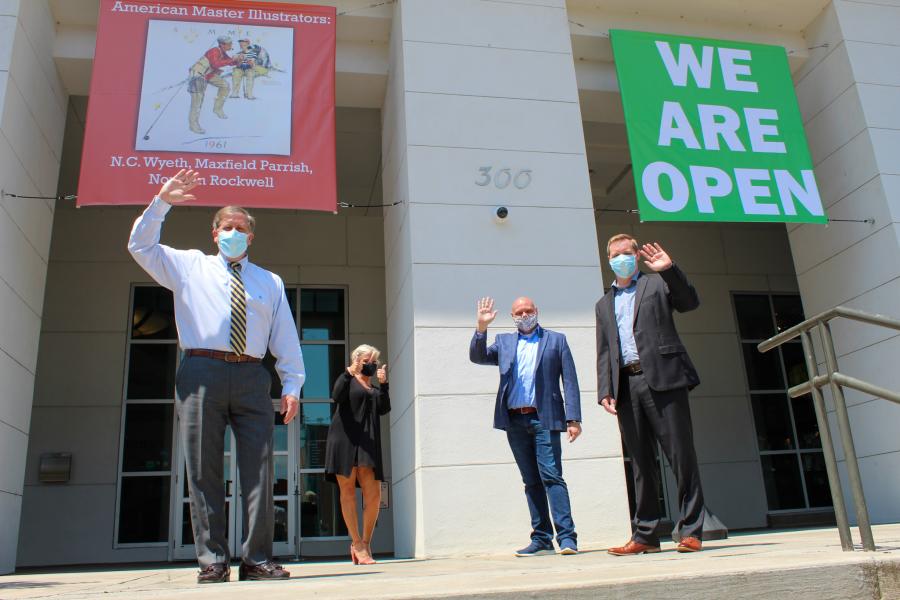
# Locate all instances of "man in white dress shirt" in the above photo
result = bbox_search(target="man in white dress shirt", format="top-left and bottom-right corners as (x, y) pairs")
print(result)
(128, 169), (305, 583)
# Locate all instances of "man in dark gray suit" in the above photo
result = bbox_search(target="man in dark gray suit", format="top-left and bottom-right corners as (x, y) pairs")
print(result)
(470, 296), (582, 557)
(595, 234), (706, 555)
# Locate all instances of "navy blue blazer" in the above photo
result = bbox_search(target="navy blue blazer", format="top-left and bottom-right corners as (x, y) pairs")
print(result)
(469, 326), (581, 432)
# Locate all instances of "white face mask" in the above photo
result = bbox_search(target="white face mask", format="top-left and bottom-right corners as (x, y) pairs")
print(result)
(514, 313), (539, 334)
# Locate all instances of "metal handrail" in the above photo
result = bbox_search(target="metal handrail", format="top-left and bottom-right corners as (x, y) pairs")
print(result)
(757, 305), (900, 552)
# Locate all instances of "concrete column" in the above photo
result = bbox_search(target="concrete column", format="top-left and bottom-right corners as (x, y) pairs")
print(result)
(382, 0), (630, 557)
(793, 1), (900, 523)
(0, 0), (66, 573)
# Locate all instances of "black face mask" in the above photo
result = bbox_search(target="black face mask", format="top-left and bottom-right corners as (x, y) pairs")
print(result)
(360, 363), (378, 377)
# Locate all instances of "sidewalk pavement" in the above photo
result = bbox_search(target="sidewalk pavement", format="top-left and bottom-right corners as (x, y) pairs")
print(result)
(2, 524), (900, 600)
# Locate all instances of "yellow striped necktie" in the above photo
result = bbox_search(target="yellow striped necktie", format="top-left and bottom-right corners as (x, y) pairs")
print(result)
(229, 263), (247, 356)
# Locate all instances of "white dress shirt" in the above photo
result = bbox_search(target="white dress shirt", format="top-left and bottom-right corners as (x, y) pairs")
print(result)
(128, 196), (305, 398)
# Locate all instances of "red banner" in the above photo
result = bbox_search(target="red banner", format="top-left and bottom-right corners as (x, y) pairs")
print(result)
(78, 0), (336, 210)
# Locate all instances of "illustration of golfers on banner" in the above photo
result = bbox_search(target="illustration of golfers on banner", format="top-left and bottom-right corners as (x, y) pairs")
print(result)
(135, 20), (293, 155)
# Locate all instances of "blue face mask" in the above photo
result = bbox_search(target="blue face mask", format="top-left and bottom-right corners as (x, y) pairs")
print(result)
(609, 253), (637, 279)
(217, 229), (249, 259)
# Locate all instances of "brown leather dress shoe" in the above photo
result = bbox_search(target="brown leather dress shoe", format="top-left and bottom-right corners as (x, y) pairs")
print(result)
(608, 540), (662, 556)
(238, 560), (290, 581)
(676, 536), (702, 552)
(197, 563), (230, 584)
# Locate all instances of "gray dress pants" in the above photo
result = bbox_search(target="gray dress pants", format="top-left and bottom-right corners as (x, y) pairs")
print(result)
(175, 355), (274, 567)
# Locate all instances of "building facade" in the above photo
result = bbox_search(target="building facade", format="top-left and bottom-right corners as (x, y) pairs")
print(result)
(0, 0), (898, 572)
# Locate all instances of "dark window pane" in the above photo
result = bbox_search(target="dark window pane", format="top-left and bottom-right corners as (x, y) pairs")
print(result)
(301, 345), (346, 399)
(118, 476), (170, 543)
(274, 411), (288, 452)
(760, 454), (805, 511)
(792, 395), (822, 449)
(263, 352), (282, 399)
(274, 455), (288, 496)
(127, 344), (177, 399)
(181, 502), (193, 545)
(300, 473), (347, 538)
(285, 288), (298, 320)
(301, 403), (332, 469)
(733, 295), (775, 340)
(773, 295), (805, 333)
(801, 452), (833, 508)
(741, 343), (785, 390)
(131, 287), (177, 340)
(300, 289), (345, 340)
(122, 404), (173, 471)
(781, 343), (808, 388)
(274, 500), (289, 543)
(751, 394), (794, 450)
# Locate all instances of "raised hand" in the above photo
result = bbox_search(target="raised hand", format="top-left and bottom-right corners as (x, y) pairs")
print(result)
(377, 364), (388, 384)
(639, 242), (673, 272)
(476, 297), (498, 332)
(158, 169), (200, 205)
(347, 354), (361, 377)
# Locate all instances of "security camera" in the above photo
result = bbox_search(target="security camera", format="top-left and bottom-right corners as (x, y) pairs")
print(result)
(494, 206), (509, 223)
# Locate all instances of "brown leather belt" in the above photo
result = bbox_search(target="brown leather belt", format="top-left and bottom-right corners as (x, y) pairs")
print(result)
(509, 406), (537, 415)
(622, 361), (643, 375)
(186, 349), (262, 363)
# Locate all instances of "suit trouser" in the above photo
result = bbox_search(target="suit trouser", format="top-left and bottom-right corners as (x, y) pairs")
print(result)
(617, 371), (704, 545)
(175, 355), (274, 567)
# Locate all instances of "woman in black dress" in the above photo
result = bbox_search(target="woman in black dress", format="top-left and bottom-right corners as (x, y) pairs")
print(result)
(325, 344), (390, 565)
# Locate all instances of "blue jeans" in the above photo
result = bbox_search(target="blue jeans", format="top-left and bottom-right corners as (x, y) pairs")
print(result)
(506, 413), (576, 547)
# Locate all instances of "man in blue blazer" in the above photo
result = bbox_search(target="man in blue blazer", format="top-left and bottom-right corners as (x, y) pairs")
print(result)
(469, 296), (582, 556)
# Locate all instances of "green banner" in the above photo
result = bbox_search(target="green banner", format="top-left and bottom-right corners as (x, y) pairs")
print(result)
(610, 29), (826, 223)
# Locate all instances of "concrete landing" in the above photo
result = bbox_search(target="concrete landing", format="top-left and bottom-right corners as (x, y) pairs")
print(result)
(3, 525), (900, 599)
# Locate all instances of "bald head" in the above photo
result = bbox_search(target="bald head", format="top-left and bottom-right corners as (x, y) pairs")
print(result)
(511, 297), (536, 316)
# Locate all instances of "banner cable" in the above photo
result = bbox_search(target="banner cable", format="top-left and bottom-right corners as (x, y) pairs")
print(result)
(338, 1), (395, 16)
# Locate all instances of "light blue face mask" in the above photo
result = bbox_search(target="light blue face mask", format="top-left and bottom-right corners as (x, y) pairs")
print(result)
(217, 229), (249, 259)
(609, 253), (637, 279)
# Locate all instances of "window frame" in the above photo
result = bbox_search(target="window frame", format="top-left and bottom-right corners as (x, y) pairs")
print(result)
(113, 284), (180, 549)
(731, 291), (832, 515)
(294, 285), (351, 541)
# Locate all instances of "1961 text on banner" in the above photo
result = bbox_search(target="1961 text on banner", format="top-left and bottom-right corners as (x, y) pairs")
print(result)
(610, 29), (826, 224)
(78, 0), (336, 211)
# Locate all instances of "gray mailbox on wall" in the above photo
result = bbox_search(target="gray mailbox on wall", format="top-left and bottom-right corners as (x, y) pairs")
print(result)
(39, 453), (72, 484)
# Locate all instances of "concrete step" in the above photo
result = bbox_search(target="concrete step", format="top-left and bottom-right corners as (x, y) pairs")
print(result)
(3, 525), (900, 600)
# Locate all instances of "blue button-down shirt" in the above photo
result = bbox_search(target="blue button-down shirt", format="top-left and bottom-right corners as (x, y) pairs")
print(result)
(611, 272), (642, 365)
(507, 330), (539, 409)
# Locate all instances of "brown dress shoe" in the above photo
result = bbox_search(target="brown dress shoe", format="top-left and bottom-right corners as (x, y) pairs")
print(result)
(238, 560), (290, 581)
(608, 540), (662, 556)
(676, 536), (702, 552)
(197, 563), (230, 583)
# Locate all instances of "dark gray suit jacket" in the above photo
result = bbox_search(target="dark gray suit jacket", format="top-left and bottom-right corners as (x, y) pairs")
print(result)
(595, 264), (701, 401)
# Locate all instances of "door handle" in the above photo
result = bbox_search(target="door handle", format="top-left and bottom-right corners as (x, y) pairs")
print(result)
(225, 479), (233, 497)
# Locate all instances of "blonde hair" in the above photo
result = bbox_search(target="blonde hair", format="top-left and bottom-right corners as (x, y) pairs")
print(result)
(351, 344), (381, 364)
(213, 206), (256, 231)
(606, 233), (638, 256)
